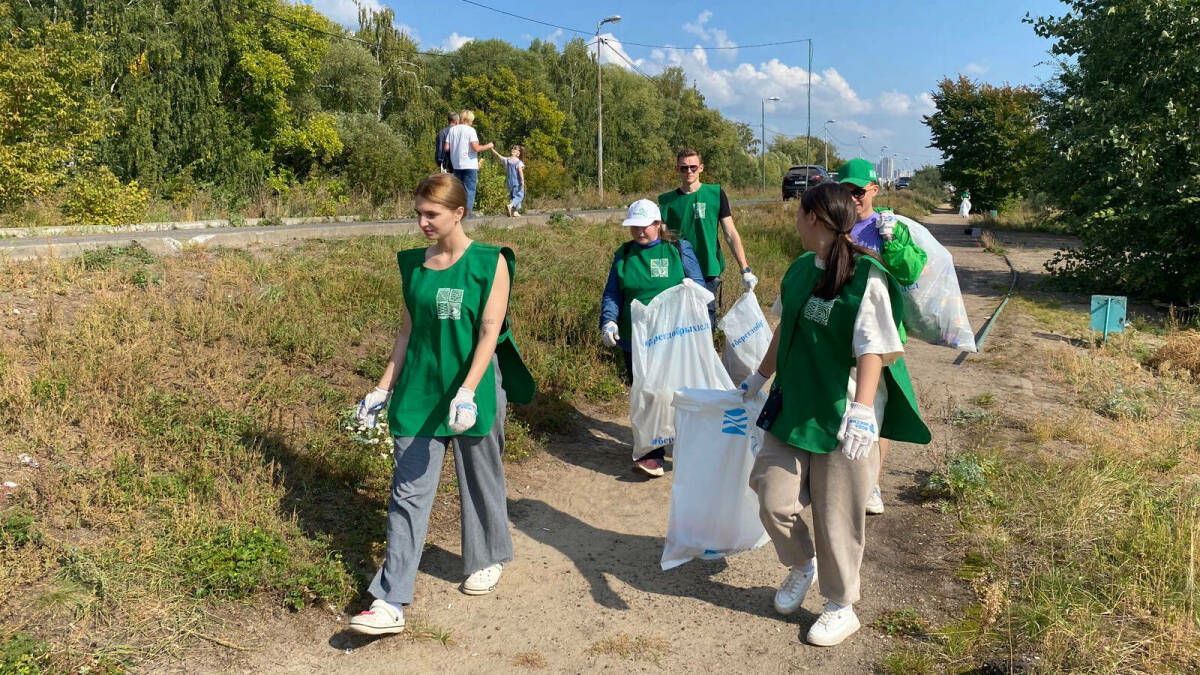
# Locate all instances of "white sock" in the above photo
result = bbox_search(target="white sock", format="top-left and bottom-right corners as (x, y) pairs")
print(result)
(795, 558), (816, 575)
(385, 600), (405, 617)
(825, 600), (851, 612)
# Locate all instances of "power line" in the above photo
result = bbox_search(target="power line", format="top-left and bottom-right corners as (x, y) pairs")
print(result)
(599, 37), (655, 81)
(460, 0), (593, 36)
(460, 0), (813, 52)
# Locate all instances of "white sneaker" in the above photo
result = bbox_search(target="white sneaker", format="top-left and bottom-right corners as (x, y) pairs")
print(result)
(348, 599), (405, 635)
(807, 602), (861, 646)
(462, 563), (503, 595)
(865, 485), (885, 515)
(773, 562), (817, 615)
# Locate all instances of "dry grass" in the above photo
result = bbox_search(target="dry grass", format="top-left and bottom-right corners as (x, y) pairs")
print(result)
(1150, 330), (1200, 379)
(906, 296), (1200, 673)
(585, 633), (670, 665)
(511, 651), (548, 669)
(0, 204), (803, 670)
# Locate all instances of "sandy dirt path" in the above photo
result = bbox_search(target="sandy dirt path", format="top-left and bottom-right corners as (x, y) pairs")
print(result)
(156, 207), (1057, 674)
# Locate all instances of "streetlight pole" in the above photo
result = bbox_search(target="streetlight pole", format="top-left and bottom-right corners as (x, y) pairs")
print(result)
(805, 39), (813, 167)
(857, 134), (868, 155)
(596, 15), (621, 202)
(822, 119), (835, 169)
(761, 96), (780, 191)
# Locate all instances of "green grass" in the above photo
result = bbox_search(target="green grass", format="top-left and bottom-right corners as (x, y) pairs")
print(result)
(894, 311), (1200, 673)
(0, 203), (803, 669)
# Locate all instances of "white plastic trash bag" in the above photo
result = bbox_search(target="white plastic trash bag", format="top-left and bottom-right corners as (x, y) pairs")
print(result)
(959, 197), (972, 218)
(718, 291), (774, 384)
(661, 387), (770, 570)
(629, 280), (733, 460)
(896, 215), (977, 351)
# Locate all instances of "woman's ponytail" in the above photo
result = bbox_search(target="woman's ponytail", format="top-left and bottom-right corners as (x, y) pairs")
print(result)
(802, 183), (880, 300)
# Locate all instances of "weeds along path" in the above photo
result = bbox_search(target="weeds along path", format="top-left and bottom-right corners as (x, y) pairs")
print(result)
(126, 206), (1028, 674)
(3, 204), (1107, 672)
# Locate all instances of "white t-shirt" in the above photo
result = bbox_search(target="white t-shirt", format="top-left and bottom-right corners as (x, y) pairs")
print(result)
(446, 124), (480, 170)
(771, 262), (904, 426)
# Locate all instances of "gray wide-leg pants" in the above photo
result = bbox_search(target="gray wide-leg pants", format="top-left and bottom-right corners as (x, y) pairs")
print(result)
(367, 366), (512, 605)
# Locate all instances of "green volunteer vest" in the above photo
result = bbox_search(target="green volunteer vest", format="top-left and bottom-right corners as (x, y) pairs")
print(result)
(388, 242), (535, 438)
(769, 253), (931, 453)
(614, 240), (685, 342)
(658, 184), (724, 278)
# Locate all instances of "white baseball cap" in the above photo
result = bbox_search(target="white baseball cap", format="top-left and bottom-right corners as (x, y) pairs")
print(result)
(622, 199), (661, 227)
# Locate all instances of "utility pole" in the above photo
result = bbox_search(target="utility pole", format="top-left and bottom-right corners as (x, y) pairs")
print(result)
(823, 119), (835, 169)
(805, 39), (813, 167)
(596, 15), (621, 202)
(761, 96), (780, 191)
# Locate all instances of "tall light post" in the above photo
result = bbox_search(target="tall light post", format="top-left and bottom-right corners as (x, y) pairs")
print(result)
(760, 96), (781, 191)
(857, 134), (868, 155)
(596, 14), (621, 202)
(822, 119), (836, 169)
(804, 39), (813, 170)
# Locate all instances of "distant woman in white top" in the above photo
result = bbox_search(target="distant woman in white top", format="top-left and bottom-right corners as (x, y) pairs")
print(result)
(444, 109), (494, 216)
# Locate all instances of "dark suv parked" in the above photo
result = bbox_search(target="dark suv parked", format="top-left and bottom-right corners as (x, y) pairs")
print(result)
(782, 165), (832, 200)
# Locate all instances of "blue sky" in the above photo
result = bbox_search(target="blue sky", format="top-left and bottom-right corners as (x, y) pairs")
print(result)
(305, 0), (1068, 169)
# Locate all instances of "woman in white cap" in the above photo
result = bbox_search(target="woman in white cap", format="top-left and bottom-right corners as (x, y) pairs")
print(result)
(599, 199), (705, 477)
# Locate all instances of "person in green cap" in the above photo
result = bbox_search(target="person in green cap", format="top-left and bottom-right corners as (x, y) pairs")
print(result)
(658, 148), (757, 328)
(738, 182), (931, 647)
(837, 157), (928, 515)
(348, 173), (535, 636)
(599, 198), (705, 477)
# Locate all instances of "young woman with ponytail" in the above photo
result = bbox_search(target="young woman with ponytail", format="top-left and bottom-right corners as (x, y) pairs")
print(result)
(737, 182), (930, 647)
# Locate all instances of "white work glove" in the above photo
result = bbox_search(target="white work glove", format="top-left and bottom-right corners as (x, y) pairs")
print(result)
(837, 401), (879, 461)
(741, 269), (759, 292)
(738, 371), (769, 400)
(447, 387), (478, 434)
(357, 387), (390, 428)
(601, 321), (619, 348)
(878, 211), (896, 242)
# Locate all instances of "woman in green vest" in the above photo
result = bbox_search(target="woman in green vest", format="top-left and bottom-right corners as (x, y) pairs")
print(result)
(599, 199), (705, 477)
(347, 173), (534, 636)
(739, 182), (931, 647)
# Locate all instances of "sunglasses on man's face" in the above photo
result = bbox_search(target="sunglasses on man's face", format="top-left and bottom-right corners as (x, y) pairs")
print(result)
(677, 164), (701, 173)
(849, 186), (868, 199)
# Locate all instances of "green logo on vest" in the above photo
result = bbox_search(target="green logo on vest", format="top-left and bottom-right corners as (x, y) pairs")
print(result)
(803, 296), (834, 326)
(649, 258), (669, 278)
(436, 288), (464, 320)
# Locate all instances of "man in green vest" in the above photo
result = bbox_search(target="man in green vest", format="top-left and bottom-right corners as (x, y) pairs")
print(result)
(658, 148), (756, 327)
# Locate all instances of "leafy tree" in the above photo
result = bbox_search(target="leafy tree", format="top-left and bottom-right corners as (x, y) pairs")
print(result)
(452, 66), (571, 166)
(314, 41), (383, 115)
(923, 76), (1045, 211)
(0, 19), (113, 210)
(332, 113), (410, 203)
(909, 165), (944, 197)
(1031, 0), (1200, 303)
(768, 135), (845, 170)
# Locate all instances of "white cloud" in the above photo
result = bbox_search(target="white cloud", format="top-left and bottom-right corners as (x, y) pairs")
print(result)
(305, 0), (378, 29)
(590, 33), (649, 71)
(963, 62), (987, 75)
(878, 91), (912, 115)
(440, 32), (474, 52)
(916, 92), (936, 115)
(681, 10), (737, 59)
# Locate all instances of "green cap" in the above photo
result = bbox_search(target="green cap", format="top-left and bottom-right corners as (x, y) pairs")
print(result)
(837, 158), (877, 188)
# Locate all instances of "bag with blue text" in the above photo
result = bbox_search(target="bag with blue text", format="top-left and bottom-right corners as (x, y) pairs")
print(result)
(661, 388), (770, 570)
(629, 280), (733, 460)
(717, 291), (774, 384)
(894, 214), (978, 352)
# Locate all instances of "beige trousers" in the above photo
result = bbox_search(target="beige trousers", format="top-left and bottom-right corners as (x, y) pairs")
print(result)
(748, 431), (879, 606)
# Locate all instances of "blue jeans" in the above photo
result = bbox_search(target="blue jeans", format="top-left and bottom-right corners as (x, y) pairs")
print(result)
(704, 275), (722, 329)
(508, 184), (525, 211)
(453, 169), (479, 215)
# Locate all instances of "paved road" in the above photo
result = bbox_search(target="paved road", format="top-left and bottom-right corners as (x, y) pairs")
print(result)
(0, 199), (779, 262)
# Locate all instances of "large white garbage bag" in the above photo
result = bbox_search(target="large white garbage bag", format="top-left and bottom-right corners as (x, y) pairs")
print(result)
(629, 280), (733, 460)
(959, 197), (972, 218)
(896, 215), (977, 351)
(717, 291), (774, 384)
(661, 388), (770, 570)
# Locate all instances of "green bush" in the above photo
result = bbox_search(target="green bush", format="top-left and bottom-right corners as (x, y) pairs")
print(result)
(333, 113), (411, 204)
(524, 158), (568, 200)
(60, 167), (149, 226)
(474, 158), (508, 215)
